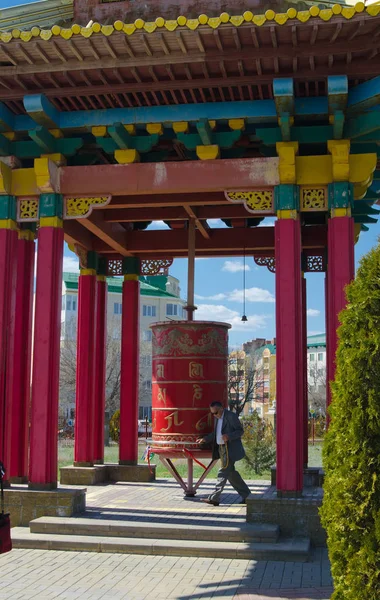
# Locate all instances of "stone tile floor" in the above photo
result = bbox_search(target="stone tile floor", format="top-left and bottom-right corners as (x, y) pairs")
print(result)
(2, 478), (333, 600)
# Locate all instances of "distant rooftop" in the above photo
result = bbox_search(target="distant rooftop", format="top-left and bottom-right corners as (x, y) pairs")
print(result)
(62, 272), (178, 298)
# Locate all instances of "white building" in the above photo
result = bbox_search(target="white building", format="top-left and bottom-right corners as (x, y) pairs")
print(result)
(60, 272), (186, 420)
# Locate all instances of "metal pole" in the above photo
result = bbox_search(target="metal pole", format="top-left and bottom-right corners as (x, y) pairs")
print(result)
(186, 218), (196, 321)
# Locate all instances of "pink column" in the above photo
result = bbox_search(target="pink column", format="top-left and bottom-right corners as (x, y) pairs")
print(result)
(9, 230), (35, 483)
(275, 218), (303, 495)
(74, 270), (97, 466)
(29, 223), (64, 489)
(326, 216), (355, 410)
(301, 275), (308, 468)
(93, 276), (107, 464)
(0, 212), (18, 486)
(119, 267), (140, 465)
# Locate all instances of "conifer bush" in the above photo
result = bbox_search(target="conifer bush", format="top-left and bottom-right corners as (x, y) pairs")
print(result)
(241, 413), (276, 475)
(320, 244), (380, 600)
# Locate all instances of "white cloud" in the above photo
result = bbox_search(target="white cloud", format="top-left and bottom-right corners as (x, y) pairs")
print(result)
(195, 304), (269, 332)
(222, 260), (250, 273)
(307, 309), (321, 317)
(228, 287), (275, 303)
(308, 330), (324, 336)
(195, 286), (274, 304)
(63, 256), (79, 272)
(195, 293), (227, 301)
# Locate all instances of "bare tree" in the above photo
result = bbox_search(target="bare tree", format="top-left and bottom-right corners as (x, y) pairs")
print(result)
(228, 351), (267, 416)
(308, 362), (327, 417)
(59, 317), (153, 418)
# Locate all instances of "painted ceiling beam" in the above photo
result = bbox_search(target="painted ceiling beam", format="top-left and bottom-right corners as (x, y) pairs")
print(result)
(103, 204), (266, 222)
(79, 211), (133, 257)
(88, 225), (326, 256)
(10, 95), (332, 134)
(60, 158), (280, 196)
(107, 192), (229, 208)
(347, 76), (380, 113)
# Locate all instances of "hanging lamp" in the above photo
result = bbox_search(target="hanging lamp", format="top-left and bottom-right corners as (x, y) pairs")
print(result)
(241, 248), (248, 322)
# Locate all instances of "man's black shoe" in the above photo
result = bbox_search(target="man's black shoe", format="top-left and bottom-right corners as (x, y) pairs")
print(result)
(201, 498), (219, 506)
(238, 497), (248, 504)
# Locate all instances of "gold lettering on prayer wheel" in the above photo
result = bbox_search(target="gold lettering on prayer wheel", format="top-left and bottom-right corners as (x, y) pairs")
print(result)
(150, 321), (231, 455)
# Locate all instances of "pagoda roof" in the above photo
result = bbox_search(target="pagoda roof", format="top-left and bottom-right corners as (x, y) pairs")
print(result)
(0, 3), (379, 114)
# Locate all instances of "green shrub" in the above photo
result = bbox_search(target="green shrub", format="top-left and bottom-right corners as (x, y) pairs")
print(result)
(241, 412), (276, 475)
(109, 409), (120, 443)
(320, 244), (380, 600)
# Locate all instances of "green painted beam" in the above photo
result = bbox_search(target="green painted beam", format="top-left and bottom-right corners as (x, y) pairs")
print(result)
(108, 123), (133, 149)
(0, 134), (10, 156)
(29, 126), (56, 152)
(196, 119), (213, 145)
(176, 130), (241, 151)
(96, 135), (159, 154)
(344, 112), (380, 139)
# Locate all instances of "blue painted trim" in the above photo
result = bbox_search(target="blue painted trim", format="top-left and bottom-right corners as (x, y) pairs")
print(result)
(23, 95), (60, 128)
(347, 76), (380, 111)
(273, 78), (294, 117)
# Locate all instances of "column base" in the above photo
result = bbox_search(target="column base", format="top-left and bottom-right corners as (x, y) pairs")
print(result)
(246, 486), (326, 546)
(4, 487), (86, 526)
(28, 482), (58, 491)
(271, 466), (323, 488)
(74, 461), (94, 468)
(59, 463), (156, 485)
(94, 459), (104, 465)
(61, 465), (108, 486)
(9, 476), (28, 485)
(108, 463), (155, 483)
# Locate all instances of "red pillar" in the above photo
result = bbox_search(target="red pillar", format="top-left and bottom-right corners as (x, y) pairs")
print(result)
(0, 212), (18, 485)
(301, 275), (308, 467)
(93, 276), (107, 464)
(74, 270), (97, 466)
(275, 217), (303, 495)
(326, 215), (355, 409)
(29, 221), (64, 489)
(119, 264), (140, 465)
(9, 230), (35, 483)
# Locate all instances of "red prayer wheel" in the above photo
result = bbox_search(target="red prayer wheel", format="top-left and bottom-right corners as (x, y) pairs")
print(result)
(150, 321), (231, 458)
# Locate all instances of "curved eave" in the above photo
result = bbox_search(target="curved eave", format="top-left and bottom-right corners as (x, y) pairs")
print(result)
(0, 3), (378, 41)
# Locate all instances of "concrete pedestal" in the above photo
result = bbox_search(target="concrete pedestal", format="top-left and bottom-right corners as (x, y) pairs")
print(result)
(60, 463), (156, 485)
(271, 466), (324, 488)
(246, 485), (326, 546)
(4, 486), (86, 527)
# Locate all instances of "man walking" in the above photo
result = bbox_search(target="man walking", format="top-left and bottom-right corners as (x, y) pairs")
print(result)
(196, 401), (251, 506)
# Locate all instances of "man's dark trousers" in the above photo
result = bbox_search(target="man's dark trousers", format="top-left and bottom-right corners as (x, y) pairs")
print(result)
(209, 450), (250, 503)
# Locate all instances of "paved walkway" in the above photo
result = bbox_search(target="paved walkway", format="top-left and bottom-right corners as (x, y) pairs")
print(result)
(1, 478), (333, 599)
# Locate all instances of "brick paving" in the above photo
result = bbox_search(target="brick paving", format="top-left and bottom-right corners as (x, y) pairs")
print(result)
(1, 478), (333, 599)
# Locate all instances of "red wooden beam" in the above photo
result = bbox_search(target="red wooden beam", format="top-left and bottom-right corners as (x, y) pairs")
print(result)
(106, 192), (229, 208)
(60, 158), (279, 196)
(90, 225), (326, 256)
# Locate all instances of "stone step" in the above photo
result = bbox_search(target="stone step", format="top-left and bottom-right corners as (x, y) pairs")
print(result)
(29, 516), (279, 543)
(11, 529), (311, 561)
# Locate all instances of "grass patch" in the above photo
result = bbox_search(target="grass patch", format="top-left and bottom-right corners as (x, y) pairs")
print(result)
(58, 441), (323, 479)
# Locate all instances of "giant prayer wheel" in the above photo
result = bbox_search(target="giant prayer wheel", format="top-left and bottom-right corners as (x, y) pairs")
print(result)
(150, 321), (231, 458)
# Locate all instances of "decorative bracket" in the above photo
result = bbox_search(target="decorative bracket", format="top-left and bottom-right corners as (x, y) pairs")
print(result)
(225, 190), (274, 214)
(64, 195), (111, 219)
(107, 257), (173, 277)
(254, 256), (276, 273)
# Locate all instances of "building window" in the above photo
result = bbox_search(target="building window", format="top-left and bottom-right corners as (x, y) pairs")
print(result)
(143, 305), (156, 317)
(318, 353), (323, 361)
(143, 330), (152, 342)
(141, 355), (152, 368)
(114, 302), (122, 315)
(143, 380), (152, 391)
(310, 354), (315, 361)
(66, 296), (72, 311)
(166, 303), (178, 316)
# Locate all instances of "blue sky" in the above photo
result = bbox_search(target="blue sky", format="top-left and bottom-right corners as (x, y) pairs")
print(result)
(62, 219), (380, 348)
